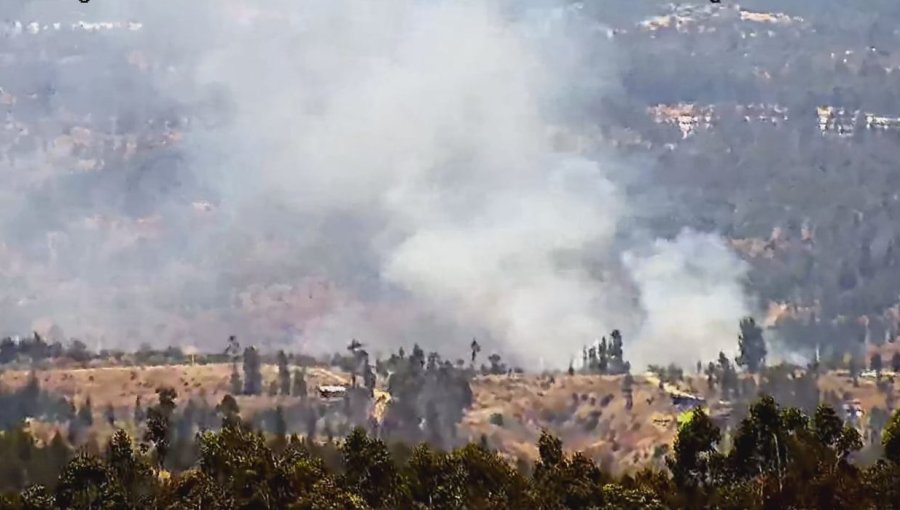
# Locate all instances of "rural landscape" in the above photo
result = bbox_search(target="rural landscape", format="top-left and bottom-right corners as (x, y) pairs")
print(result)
(2, 0), (900, 508)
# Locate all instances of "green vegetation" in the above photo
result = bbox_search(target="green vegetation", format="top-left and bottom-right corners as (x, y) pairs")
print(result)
(0, 393), (895, 509)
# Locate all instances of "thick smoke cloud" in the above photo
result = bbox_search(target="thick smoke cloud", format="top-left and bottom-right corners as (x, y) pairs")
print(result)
(623, 231), (754, 367)
(1, 0), (754, 368)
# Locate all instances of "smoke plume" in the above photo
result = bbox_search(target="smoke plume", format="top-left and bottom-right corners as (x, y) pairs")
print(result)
(0, 0), (755, 369)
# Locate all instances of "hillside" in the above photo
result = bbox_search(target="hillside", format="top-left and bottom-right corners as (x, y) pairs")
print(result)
(1, 360), (896, 473)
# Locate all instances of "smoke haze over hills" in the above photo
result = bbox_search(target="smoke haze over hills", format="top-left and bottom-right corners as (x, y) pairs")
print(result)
(0, 0), (759, 368)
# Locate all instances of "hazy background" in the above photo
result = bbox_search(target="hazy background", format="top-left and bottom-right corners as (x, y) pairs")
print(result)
(0, 0), (784, 369)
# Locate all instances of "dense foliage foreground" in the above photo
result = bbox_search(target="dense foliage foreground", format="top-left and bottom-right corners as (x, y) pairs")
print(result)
(2, 395), (900, 509)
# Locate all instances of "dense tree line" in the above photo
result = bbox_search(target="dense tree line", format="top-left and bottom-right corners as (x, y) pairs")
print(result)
(0, 394), (898, 508)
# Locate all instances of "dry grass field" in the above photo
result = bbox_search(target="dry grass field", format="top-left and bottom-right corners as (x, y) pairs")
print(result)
(461, 373), (683, 471)
(0, 362), (349, 410)
(1, 362), (894, 471)
(0, 363), (686, 470)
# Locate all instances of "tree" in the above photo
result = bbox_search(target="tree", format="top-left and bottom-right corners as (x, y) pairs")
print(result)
(277, 350), (291, 396)
(470, 338), (481, 366)
(21, 370), (41, 418)
(892, 351), (900, 374)
(225, 335), (241, 359)
(849, 355), (861, 387)
(727, 394), (808, 488)
(339, 427), (405, 508)
(217, 394), (241, 427)
(66, 339), (91, 363)
(0, 337), (17, 364)
(608, 329), (625, 373)
(54, 454), (126, 509)
(812, 403), (862, 461)
(20, 484), (54, 510)
(273, 405), (287, 445)
(883, 407), (900, 464)
(872, 352), (883, 376)
(105, 429), (154, 506)
(623, 373), (634, 411)
(230, 363), (242, 395)
(242, 346), (262, 396)
(405, 444), (465, 508)
(531, 429), (609, 509)
(292, 368), (308, 398)
(77, 396), (94, 428)
(736, 317), (766, 373)
(133, 396), (144, 424)
(705, 362), (717, 391)
(717, 352), (738, 398)
(143, 387), (176, 468)
(487, 354), (505, 375)
(667, 407), (723, 491)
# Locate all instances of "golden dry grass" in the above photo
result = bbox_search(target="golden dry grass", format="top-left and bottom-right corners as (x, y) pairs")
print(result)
(6, 362), (888, 472)
(459, 373), (683, 471)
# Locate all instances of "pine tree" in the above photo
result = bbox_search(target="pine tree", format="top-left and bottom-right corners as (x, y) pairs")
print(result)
(736, 317), (767, 373)
(609, 330), (625, 374)
(22, 369), (41, 417)
(78, 396), (94, 427)
(872, 352), (884, 376)
(133, 396), (145, 424)
(143, 387), (177, 468)
(230, 363), (242, 395)
(849, 355), (861, 387)
(623, 374), (634, 411)
(277, 350), (291, 396)
(242, 346), (262, 395)
(292, 368), (308, 398)
(718, 353), (738, 398)
(274, 405), (287, 440)
(705, 362), (717, 391)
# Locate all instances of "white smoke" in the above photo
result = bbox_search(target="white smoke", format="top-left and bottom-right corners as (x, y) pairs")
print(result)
(1, 0), (755, 368)
(623, 231), (755, 368)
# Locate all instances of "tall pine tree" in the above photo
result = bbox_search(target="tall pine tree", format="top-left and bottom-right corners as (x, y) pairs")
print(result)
(736, 317), (766, 373)
(277, 350), (291, 396)
(242, 346), (262, 396)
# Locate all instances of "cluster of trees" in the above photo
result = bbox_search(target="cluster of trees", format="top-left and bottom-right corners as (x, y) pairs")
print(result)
(577, 330), (630, 376)
(380, 345), (474, 450)
(225, 337), (308, 398)
(0, 334), (94, 365)
(0, 371), (85, 431)
(1, 394), (900, 508)
(0, 333), (296, 370)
